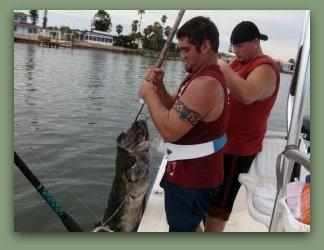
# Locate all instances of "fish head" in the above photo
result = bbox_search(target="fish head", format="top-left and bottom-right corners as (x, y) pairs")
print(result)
(116, 120), (151, 183)
(117, 119), (149, 149)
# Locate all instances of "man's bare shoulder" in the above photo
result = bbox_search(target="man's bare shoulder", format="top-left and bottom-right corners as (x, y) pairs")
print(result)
(180, 75), (224, 113)
(190, 75), (222, 89)
(251, 64), (277, 77)
(247, 63), (277, 101)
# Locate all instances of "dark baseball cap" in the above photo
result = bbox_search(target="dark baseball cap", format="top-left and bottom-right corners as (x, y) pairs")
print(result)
(230, 21), (268, 45)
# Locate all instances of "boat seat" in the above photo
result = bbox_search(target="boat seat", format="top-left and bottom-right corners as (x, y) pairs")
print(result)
(252, 178), (277, 217)
(238, 137), (287, 227)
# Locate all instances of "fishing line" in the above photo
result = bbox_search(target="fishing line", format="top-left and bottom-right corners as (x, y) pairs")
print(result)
(27, 149), (101, 223)
(98, 154), (151, 231)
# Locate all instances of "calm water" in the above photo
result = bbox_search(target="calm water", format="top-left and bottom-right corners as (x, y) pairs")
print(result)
(14, 43), (310, 231)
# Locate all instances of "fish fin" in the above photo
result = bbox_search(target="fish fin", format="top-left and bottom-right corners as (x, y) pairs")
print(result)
(134, 141), (152, 152)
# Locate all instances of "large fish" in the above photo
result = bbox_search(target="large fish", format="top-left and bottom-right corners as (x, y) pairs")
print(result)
(102, 120), (152, 232)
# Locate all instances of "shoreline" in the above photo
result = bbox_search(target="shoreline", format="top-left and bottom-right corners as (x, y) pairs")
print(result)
(14, 33), (182, 62)
(14, 34), (293, 74)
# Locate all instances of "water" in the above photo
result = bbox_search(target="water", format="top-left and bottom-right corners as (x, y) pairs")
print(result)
(14, 43), (310, 231)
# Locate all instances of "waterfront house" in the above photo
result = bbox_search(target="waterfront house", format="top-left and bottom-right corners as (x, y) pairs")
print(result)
(14, 12), (40, 37)
(83, 30), (116, 46)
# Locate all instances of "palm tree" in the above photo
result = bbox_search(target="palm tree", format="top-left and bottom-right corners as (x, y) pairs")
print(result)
(138, 10), (145, 33)
(153, 22), (162, 35)
(164, 26), (171, 38)
(116, 24), (123, 36)
(29, 10), (39, 25)
(147, 25), (153, 36)
(42, 10), (48, 29)
(161, 15), (167, 28)
(59, 25), (72, 38)
(131, 20), (139, 33)
(92, 10), (112, 32)
(143, 28), (149, 37)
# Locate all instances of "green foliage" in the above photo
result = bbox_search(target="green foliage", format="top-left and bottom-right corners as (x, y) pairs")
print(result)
(288, 58), (295, 65)
(42, 10), (48, 29)
(164, 26), (171, 38)
(59, 26), (72, 34)
(131, 20), (139, 33)
(29, 10), (38, 25)
(115, 35), (138, 49)
(161, 15), (167, 27)
(128, 43), (139, 49)
(138, 10), (145, 33)
(116, 24), (123, 36)
(47, 26), (59, 38)
(131, 32), (142, 39)
(141, 22), (164, 51)
(47, 26), (59, 31)
(92, 10), (112, 32)
(143, 25), (153, 37)
(115, 14), (178, 55)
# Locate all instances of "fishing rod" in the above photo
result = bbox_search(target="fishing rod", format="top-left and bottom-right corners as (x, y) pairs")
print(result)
(14, 151), (84, 232)
(135, 10), (186, 122)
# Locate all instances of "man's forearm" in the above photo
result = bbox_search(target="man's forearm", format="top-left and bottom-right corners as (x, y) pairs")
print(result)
(222, 65), (253, 104)
(156, 83), (174, 109)
(146, 91), (174, 141)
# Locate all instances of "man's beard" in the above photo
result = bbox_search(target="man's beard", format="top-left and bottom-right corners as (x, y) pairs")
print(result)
(184, 62), (193, 73)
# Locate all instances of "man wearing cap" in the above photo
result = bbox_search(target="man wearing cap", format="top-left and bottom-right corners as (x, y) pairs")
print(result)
(204, 21), (280, 232)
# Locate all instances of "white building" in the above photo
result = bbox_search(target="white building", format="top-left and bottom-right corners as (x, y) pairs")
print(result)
(83, 30), (116, 46)
(134, 38), (143, 49)
(14, 12), (40, 37)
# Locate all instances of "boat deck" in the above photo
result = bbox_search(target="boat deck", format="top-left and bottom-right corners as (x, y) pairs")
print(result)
(138, 157), (267, 232)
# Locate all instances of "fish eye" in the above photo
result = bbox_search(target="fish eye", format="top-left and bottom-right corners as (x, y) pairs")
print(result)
(128, 157), (137, 167)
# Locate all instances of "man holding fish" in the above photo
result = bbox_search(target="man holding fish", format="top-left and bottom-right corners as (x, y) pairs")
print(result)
(138, 16), (228, 232)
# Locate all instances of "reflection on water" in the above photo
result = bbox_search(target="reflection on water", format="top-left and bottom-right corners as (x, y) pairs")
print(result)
(25, 44), (36, 80)
(14, 42), (310, 232)
(23, 45), (37, 106)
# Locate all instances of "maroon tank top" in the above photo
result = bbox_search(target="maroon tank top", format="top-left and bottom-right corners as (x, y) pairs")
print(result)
(225, 55), (280, 156)
(165, 64), (228, 188)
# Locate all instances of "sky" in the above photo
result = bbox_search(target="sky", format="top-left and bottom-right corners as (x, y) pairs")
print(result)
(18, 10), (307, 61)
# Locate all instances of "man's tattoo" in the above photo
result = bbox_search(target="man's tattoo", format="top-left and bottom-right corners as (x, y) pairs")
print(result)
(172, 99), (203, 125)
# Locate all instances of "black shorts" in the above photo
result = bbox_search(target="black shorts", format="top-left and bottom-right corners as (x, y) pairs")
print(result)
(160, 176), (220, 232)
(208, 153), (256, 221)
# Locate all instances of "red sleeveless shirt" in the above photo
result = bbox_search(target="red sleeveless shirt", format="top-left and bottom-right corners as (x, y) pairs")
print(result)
(225, 55), (280, 156)
(165, 64), (228, 188)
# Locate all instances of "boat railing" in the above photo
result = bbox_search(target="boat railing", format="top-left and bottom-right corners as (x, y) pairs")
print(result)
(269, 10), (310, 232)
(279, 146), (310, 172)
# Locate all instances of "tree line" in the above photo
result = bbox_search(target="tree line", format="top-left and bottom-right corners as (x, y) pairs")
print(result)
(28, 10), (178, 53)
